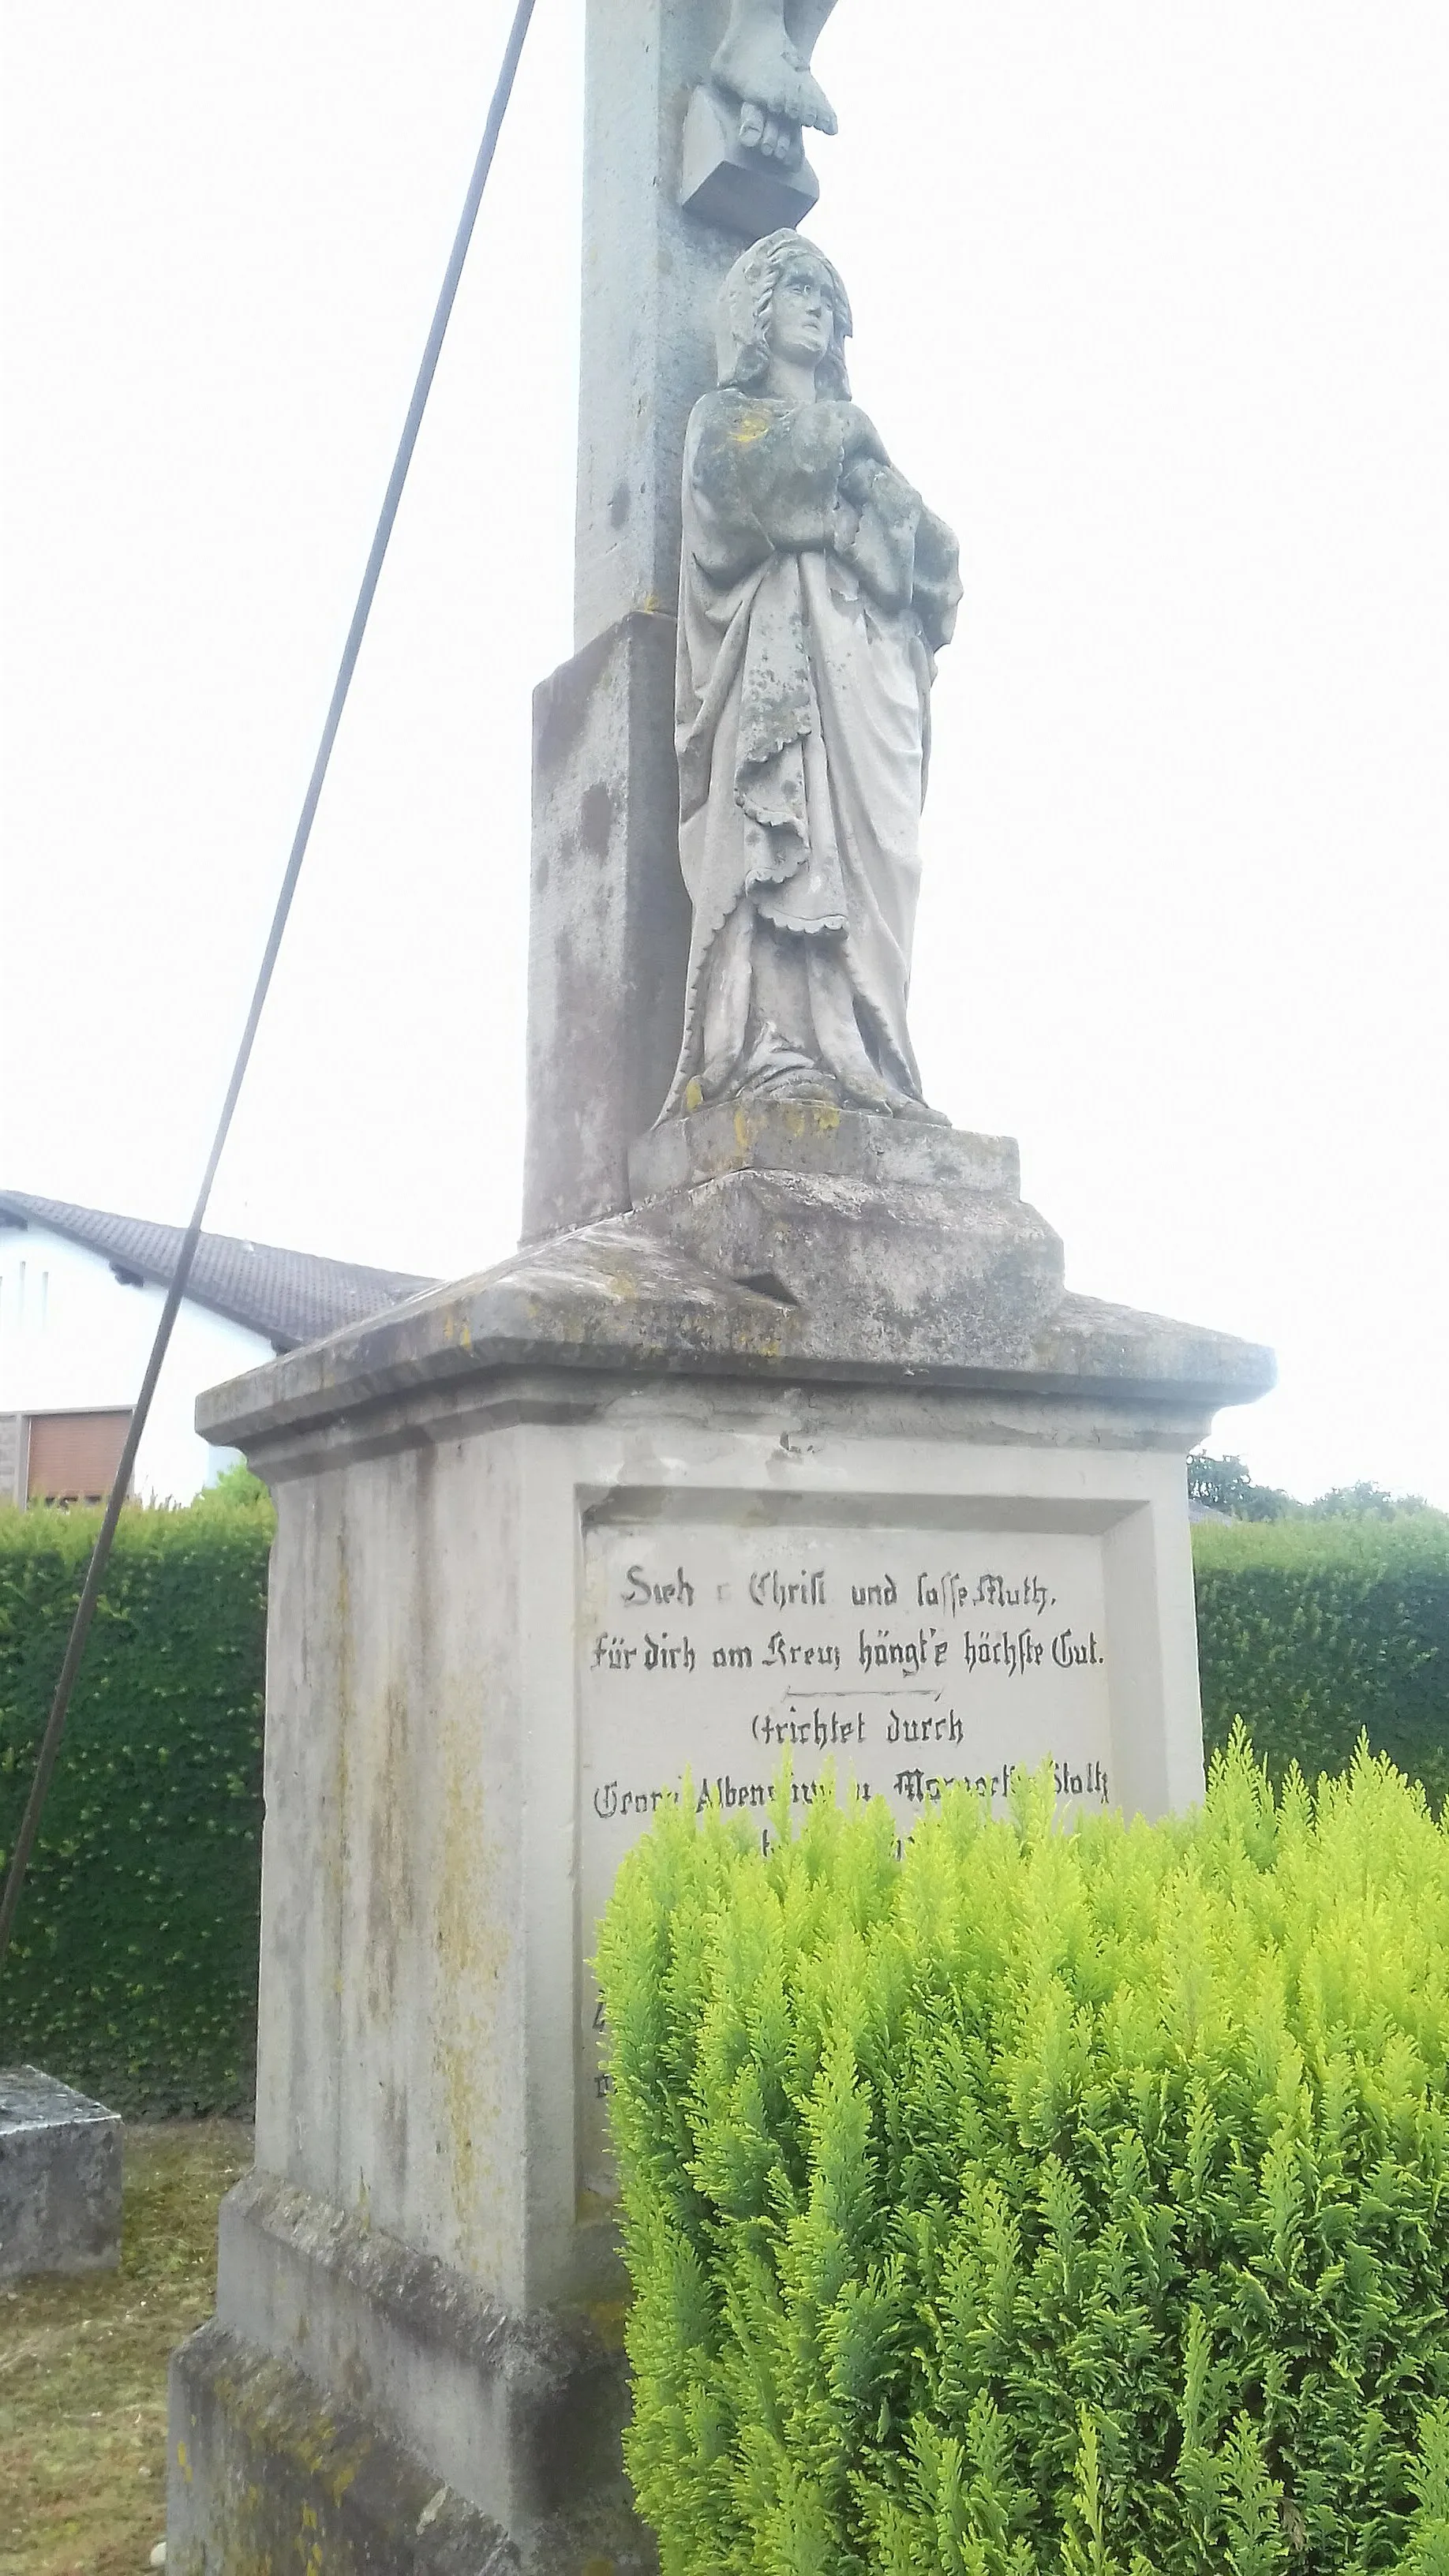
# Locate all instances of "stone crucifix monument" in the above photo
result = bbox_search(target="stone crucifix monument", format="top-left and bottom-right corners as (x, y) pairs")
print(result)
(169, 5), (1273, 2568)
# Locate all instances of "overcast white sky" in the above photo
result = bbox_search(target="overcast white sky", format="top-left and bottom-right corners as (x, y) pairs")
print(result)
(2, 1), (1446, 1504)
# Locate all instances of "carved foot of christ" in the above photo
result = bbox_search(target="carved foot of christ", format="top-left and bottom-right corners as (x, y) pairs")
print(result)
(711, 0), (840, 155)
(736, 99), (804, 168)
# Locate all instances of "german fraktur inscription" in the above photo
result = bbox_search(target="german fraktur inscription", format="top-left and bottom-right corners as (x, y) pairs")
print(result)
(578, 1513), (1113, 2192)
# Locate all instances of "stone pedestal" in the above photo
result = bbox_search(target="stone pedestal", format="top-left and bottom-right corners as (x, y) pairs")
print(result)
(169, 1118), (1271, 2571)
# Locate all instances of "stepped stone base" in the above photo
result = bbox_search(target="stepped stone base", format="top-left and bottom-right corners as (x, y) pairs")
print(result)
(169, 2174), (652, 2576)
(170, 2327), (513, 2576)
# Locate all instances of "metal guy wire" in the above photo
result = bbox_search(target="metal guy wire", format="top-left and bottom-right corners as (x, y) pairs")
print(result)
(0, 0), (540, 1981)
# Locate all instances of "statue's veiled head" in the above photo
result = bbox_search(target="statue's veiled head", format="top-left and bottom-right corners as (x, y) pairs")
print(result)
(716, 230), (852, 399)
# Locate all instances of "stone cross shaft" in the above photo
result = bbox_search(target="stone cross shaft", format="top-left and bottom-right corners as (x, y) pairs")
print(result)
(575, 0), (840, 644)
(524, 0), (833, 1243)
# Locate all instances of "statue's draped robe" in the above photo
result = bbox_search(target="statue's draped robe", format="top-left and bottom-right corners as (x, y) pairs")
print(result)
(663, 389), (960, 1114)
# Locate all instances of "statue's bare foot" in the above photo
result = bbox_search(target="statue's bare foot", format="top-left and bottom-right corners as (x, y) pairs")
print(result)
(711, 10), (839, 137)
(743, 1066), (842, 1106)
(837, 1077), (898, 1117)
(890, 1093), (953, 1127)
(737, 100), (803, 168)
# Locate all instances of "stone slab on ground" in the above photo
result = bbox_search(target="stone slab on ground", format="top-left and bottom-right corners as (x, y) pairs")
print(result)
(0, 2064), (122, 2282)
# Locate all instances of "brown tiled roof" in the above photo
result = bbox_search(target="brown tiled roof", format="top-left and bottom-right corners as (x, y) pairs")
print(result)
(0, 1193), (436, 1353)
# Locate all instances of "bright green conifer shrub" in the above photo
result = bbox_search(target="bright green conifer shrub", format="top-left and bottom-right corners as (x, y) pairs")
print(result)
(1195, 1515), (1449, 1804)
(597, 1739), (1449, 2574)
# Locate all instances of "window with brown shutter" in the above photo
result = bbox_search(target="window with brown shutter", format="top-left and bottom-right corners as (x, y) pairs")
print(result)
(26, 1410), (133, 1507)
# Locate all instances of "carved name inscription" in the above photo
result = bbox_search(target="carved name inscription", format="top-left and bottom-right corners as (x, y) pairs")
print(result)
(577, 1515), (1112, 2194)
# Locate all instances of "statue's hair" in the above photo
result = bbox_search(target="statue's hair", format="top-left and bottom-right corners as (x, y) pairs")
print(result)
(716, 229), (852, 399)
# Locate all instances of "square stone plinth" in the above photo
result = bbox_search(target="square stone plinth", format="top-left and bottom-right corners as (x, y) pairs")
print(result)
(0, 2065), (122, 2282)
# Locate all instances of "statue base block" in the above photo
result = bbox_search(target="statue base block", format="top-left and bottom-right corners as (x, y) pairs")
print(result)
(170, 1124), (1271, 2567)
(629, 1097), (1022, 1199)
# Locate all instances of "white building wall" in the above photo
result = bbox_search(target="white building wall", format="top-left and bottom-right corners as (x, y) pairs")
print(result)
(0, 1225), (273, 1503)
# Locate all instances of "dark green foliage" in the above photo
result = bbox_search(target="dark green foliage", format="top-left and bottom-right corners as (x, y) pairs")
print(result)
(0, 1499), (271, 2114)
(1188, 1454), (1295, 1521)
(1195, 1515), (1449, 1807)
(1185, 1456), (1441, 1526)
(598, 1743), (1449, 2574)
(1299, 1485), (1439, 1523)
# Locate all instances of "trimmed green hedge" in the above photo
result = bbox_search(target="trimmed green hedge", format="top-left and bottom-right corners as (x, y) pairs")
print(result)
(2, 1499), (1443, 2122)
(597, 1743), (1449, 2575)
(0, 1499), (270, 2115)
(1195, 1514), (1449, 1807)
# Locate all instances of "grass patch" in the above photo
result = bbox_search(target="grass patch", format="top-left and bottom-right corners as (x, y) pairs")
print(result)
(0, 2120), (251, 2576)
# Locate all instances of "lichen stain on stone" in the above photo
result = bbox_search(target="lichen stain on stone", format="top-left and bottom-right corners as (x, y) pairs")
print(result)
(326, 1532), (355, 2064)
(799, 1097), (841, 1139)
(732, 407), (772, 445)
(579, 780), (616, 856)
(364, 1678), (417, 2031)
(585, 2297), (631, 2353)
(199, 2357), (375, 2573)
(432, 1709), (511, 2257)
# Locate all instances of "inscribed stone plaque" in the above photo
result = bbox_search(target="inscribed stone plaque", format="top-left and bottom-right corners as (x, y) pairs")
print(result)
(577, 1507), (1114, 2194)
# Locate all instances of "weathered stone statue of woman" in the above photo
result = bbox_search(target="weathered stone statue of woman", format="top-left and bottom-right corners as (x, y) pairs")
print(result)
(662, 229), (961, 1122)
